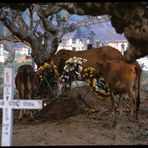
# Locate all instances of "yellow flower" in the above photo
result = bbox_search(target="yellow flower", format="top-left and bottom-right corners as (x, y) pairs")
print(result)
(90, 74), (93, 78)
(82, 74), (86, 78)
(44, 63), (50, 68)
(84, 69), (87, 72)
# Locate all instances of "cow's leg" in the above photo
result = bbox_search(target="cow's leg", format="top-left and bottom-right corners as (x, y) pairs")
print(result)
(133, 78), (140, 120)
(110, 93), (116, 115)
(25, 109), (33, 120)
(127, 88), (136, 119)
(29, 111), (34, 120)
(18, 110), (23, 120)
(119, 95), (124, 116)
(28, 88), (34, 120)
(18, 89), (24, 120)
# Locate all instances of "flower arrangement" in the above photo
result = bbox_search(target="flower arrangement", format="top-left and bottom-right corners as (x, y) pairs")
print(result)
(64, 57), (87, 72)
(37, 61), (58, 80)
(60, 57), (87, 84)
(37, 61), (62, 97)
(81, 67), (111, 97)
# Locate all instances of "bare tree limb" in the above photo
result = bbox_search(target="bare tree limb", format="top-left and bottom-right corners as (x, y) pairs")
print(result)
(0, 35), (18, 42)
(67, 16), (110, 33)
(37, 8), (56, 35)
(15, 11), (29, 32)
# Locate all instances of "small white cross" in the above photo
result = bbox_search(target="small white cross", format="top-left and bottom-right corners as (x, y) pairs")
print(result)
(0, 67), (42, 146)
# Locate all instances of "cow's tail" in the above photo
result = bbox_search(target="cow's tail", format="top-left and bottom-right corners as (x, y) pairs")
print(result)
(23, 66), (29, 99)
(135, 64), (142, 119)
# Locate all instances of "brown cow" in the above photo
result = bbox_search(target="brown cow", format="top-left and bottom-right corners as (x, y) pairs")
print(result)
(95, 59), (142, 120)
(15, 65), (38, 120)
(46, 46), (123, 76)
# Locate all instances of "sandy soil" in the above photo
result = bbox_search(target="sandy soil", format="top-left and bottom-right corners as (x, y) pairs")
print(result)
(0, 86), (148, 146)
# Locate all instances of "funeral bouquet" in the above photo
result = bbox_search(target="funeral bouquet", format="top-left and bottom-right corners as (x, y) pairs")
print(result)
(37, 61), (58, 80)
(60, 57), (87, 84)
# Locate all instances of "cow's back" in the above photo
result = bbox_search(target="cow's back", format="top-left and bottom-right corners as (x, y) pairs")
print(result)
(57, 46), (123, 64)
(54, 46), (123, 74)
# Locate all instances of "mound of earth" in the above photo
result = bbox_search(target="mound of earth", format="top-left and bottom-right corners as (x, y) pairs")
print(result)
(13, 86), (105, 124)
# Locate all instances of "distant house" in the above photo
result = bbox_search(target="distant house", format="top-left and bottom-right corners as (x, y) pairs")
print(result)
(57, 38), (87, 52)
(105, 40), (128, 55)
(57, 27), (97, 52)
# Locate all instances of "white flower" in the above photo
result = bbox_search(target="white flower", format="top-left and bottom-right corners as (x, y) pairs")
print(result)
(44, 103), (47, 107)
(67, 58), (73, 63)
(64, 65), (68, 70)
(78, 65), (83, 72)
(60, 75), (63, 79)
(66, 84), (70, 88)
(78, 61), (82, 65)
(65, 75), (69, 79)
(69, 67), (74, 71)
(61, 78), (65, 82)
(73, 59), (77, 63)
(65, 68), (69, 72)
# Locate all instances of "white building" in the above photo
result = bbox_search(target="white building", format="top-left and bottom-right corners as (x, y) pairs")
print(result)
(17, 46), (31, 55)
(105, 40), (128, 55)
(57, 37), (128, 55)
(57, 37), (87, 52)
(0, 44), (5, 63)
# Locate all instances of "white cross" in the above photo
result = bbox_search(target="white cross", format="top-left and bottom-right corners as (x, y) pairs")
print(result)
(0, 67), (42, 146)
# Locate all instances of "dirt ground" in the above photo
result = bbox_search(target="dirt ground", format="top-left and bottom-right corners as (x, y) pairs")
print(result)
(0, 86), (148, 146)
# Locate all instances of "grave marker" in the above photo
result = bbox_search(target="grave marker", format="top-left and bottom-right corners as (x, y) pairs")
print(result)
(0, 67), (42, 146)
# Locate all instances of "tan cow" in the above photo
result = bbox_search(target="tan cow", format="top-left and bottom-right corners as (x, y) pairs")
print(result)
(95, 59), (142, 120)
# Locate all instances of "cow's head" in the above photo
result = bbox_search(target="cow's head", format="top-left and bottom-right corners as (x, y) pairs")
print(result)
(123, 48), (141, 63)
(95, 58), (110, 76)
(123, 43), (146, 63)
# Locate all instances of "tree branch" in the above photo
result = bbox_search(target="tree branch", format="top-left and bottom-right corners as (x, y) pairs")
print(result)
(15, 11), (29, 32)
(0, 35), (18, 42)
(67, 16), (110, 33)
(37, 6), (56, 35)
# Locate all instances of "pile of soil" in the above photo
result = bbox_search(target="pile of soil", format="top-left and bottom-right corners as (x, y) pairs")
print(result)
(13, 86), (102, 123)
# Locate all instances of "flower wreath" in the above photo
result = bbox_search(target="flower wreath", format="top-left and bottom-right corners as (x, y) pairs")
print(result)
(81, 67), (111, 97)
(60, 57), (87, 86)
